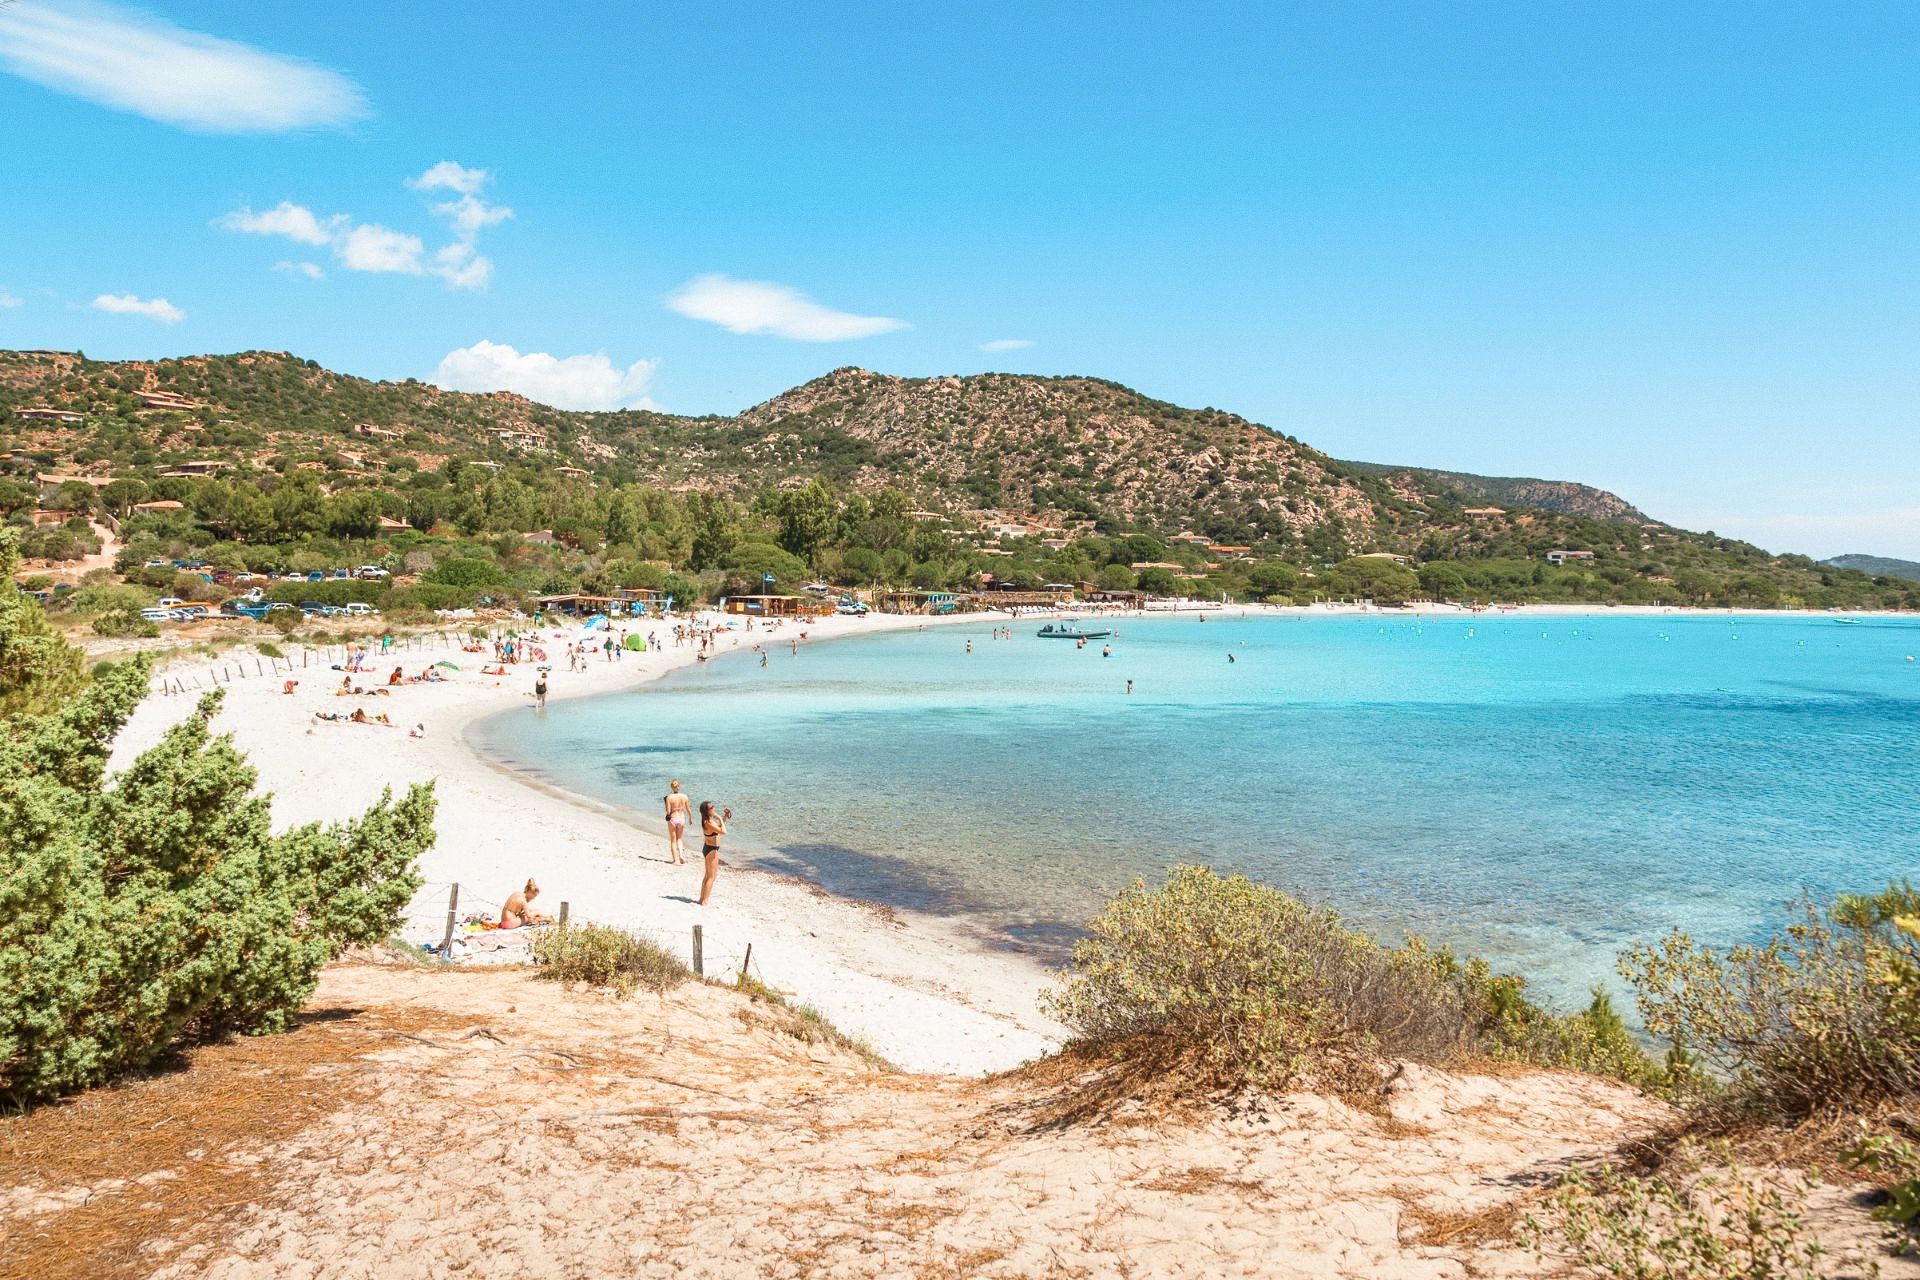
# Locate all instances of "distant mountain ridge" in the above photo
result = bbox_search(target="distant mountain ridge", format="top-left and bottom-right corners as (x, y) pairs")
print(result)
(1338, 460), (1648, 522)
(1821, 553), (1920, 583)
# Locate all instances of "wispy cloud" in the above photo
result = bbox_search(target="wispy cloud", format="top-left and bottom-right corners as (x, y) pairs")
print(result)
(979, 338), (1034, 352)
(0, 0), (367, 133)
(409, 161), (490, 196)
(91, 292), (184, 324)
(665, 274), (908, 342)
(214, 163), (508, 291)
(336, 224), (424, 275)
(218, 201), (341, 246)
(0, 286), (21, 309)
(432, 340), (660, 412)
(274, 260), (324, 280)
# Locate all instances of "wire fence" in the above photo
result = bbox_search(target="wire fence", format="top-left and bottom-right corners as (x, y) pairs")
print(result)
(144, 624), (572, 697)
(395, 878), (766, 985)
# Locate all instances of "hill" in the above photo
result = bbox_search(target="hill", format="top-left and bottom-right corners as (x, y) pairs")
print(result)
(1338, 459), (1647, 522)
(1822, 553), (1920, 583)
(3, 347), (1917, 613)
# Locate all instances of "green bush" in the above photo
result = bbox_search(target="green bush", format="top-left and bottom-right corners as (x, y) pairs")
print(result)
(265, 578), (387, 606)
(0, 531), (87, 718)
(531, 922), (689, 997)
(1043, 867), (1482, 1089)
(0, 663), (435, 1103)
(1045, 866), (1667, 1095)
(90, 605), (159, 638)
(1621, 883), (1920, 1118)
(1520, 1154), (1826, 1280)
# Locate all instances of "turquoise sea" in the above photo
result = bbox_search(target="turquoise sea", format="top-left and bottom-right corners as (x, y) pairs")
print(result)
(472, 612), (1920, 1009)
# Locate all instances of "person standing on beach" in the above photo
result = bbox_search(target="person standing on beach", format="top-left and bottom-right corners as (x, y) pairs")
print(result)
(698, 801), (731, 906)
(663, 780), (693, 864)
(534, 671), (548, 709)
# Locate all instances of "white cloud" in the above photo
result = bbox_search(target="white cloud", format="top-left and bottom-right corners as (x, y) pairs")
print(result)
(433, 340), (660, 412)
(91, 292), (184, 324)
(217, 200), (340, 245)
(0, 0), (367, 134)
(431, 193), (513, 239)
(215, 161), (505, 290)
(979, 338), (1035, 352)
(336, 223), (423, 275)
(429, 242), (491, 291)
(409, 161), (490, 195)
(0, 286), (21, 309)
(274, 260), (324, 280)
(665, 274), (908, 342)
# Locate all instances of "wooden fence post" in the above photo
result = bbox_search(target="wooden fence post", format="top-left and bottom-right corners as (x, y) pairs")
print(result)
(691, 924), (704, 977)
(440, 883), (460, 959)
(557, 901), (569, 927)
(740, 942), (752, 979)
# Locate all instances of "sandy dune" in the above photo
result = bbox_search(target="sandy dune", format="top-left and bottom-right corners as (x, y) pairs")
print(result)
(1, 959), (1705, 1280)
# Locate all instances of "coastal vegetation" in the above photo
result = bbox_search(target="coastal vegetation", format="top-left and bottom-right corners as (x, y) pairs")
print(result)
(0, 529), (435, 1105)
(1040, 866), (1666, 1096)
(530, 921), (691, 996)
(6, 349), (1917, 615)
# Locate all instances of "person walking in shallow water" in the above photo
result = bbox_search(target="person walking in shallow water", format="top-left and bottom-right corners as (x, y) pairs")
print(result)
(698, 801), (731, 906)
(663, 780), (692, 864)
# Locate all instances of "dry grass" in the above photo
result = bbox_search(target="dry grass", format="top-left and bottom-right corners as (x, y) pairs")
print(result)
(0, 997), (475, 1280)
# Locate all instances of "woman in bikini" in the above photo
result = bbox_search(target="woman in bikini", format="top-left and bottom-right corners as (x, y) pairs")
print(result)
(500, 878), (550, 928)
(697, 801), (731, 907)
(663, 780), (692, 865)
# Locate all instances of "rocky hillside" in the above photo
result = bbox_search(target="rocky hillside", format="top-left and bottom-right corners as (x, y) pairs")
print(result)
(1340, 459), (1647, 521)
(0, 349), (1660, 545)
(1823, 553), (1920, 583)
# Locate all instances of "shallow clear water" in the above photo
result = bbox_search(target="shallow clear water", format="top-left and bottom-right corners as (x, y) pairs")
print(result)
(472, 612), (1920, 1008)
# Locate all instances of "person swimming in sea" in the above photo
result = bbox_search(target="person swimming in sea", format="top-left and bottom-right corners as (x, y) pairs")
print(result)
(663, 780), (692, 865)
(1102, 644), (1112, 658)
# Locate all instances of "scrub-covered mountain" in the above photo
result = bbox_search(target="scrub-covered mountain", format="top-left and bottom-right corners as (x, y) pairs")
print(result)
(4, 348), (1917, 613)
(1339, 460), (1646, 522)
(1822, 554), (1920, 584)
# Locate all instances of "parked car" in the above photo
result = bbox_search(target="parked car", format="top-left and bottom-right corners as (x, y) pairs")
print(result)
(835, 599), (869, 615)
(265, 601), (297, 613)
(342, 602), (379, 616)
(306, 571), (326, 582)
(140, 608), (172, 622)
(156, 596), (184, 607)
(356, 565), (391, 580)
(244, 587), (265, 602)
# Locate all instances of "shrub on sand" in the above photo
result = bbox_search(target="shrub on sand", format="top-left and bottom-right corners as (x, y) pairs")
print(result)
(532, 923), (690, 997)
(1621, 882), (1920, 1120)
(1520, 1153), (1827, 1280)
(1043, 865), (1667, 1096)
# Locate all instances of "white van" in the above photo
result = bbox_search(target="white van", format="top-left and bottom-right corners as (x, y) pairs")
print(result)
(342, 602), (379, 616)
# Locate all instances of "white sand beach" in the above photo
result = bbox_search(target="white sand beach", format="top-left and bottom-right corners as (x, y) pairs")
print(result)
(110, 609), (1063, 1076)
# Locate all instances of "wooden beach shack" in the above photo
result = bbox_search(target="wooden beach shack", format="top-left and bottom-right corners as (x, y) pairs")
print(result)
(874, 590), (968, 615)
(720, 594), (831, 618)
(536, 589), (664, 619)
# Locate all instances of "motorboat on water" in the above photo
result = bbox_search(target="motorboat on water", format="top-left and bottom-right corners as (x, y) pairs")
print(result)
(1036, 622), (1112, 639)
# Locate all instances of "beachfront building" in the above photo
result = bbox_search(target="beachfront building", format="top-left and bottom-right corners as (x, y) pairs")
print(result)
(536, 589), (664, 619)
(720, 594), (830, 618)
(1463, 507), (1505, 518)
(1545, 550), (1596, 566)
(875, 590), (967, 615)
(138, 391), (201, 411)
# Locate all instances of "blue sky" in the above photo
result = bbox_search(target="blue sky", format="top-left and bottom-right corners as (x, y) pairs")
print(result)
(2, 2), (1916, 557)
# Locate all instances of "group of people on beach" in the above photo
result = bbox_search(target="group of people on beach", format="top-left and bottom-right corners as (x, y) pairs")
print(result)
(663, 779), (730, 906)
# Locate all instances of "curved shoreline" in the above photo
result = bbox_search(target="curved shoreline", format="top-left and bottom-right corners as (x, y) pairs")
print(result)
(113, 608), (1064, 1076)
